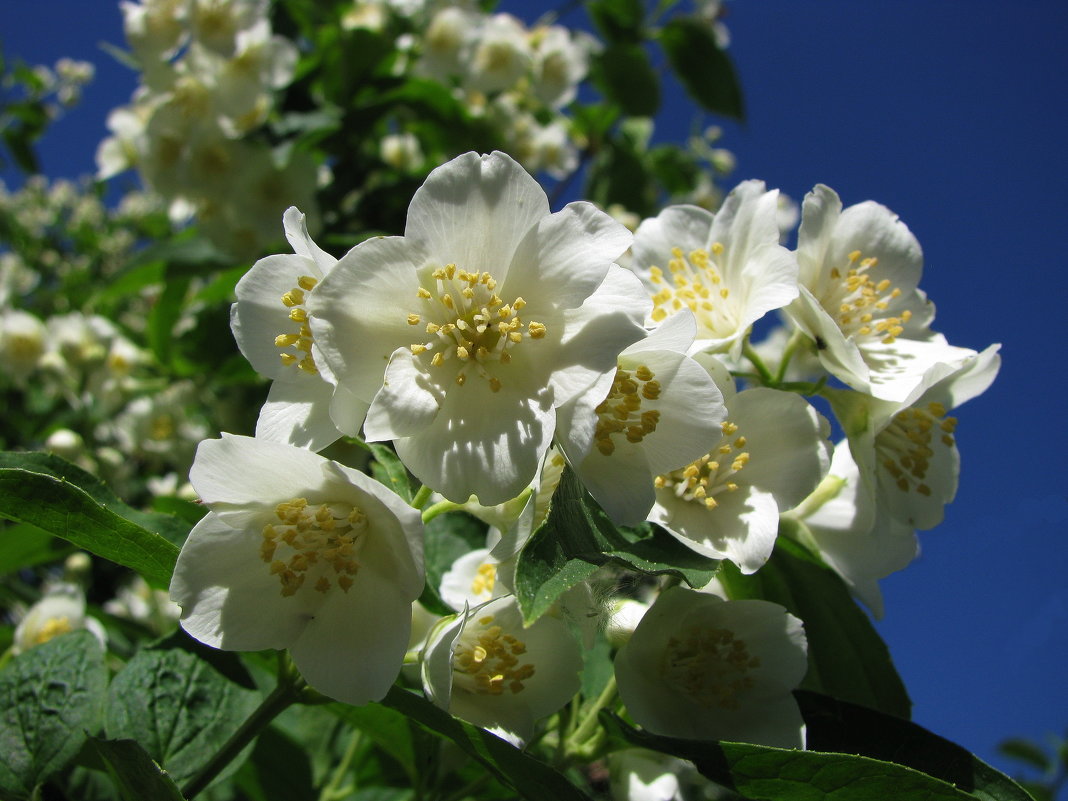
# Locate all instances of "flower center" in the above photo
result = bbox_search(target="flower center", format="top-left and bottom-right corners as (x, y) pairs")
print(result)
(648, 244), (735, 336)
(877, 401), (957, 496)
(453, 614), (535, 696)
(660, 624), (760, 710)
(33, 616), (74, 646)
(275, 275), (319, 374)
(470, 562), (497, 597)
(655, 421), (749, 509)
(408, 264), (546, 392)
(822, 250), (911, 345)
(593, 364), (661, 456)
(260, 497), (367, 597)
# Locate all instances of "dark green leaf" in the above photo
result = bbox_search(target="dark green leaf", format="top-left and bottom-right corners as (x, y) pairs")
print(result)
(585, 134), (658, 218)
(718, 537), (911, 719)
(799, 692), (1036, 801)
(649, 144), (700, 195)
(232, 725), (316, 801)
(659, 17), (744, 119)
(0, 632), (108, 800)
(422, 511), (489, 614)
(587, 0), (646, 44)
(0, 461), (182, 588)
(0, 521), (73, 574)
(368, 443), (413, 503)
(0, 451), (190, 547)
(592, 44), (660, 117)
(605, 714), (978, 801)
(90, 737), (185, 801)
(998, 738), (1051, 773)
(148, 274), (192, 366)
(381, 687), (591, 801)
(515, 467), (718, 624)
(105, 645), (261, 788)
(327, 701), (422, 784)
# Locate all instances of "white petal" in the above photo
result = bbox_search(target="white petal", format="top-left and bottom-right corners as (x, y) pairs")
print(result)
(363, 348), (443, 441)
(308, 235), (426, 405)
(394, 376), (556, 505)
(170, 513), (315, 651)
(232, 253), (321, 379)
(503, 201), (632, 311)
(256, 376), (343, 452)
(631, 205), (714, 285)
(283, 206), (337, 275)
(289, 565), (413, 705)
(727, 388), (831, 509)
(189, 435), (334, 527)
(404, 151), (549, 281)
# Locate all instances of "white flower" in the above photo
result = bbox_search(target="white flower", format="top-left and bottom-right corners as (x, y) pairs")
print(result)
(827, 344), (1000, 531)
(463, 14), (532, 95)
(529, 25), (593, 109)
(650, 378), (831, 574)
(13, 585), (107, 655)
(630, 181), (799, 359)
(0, 309), (47, 381)
(421, 594), (582, 745)
(786, 184), (978, 402)
(169, 435), (425, 705)
(308, 151), (645, 504)
(438, 547), (505, 611)
(787, 442), (917, 618)
(607, 749), (691, 801)
(614, 586), (807, 747)
(231, 207), (343, 451)
(556, 312), (726, 526)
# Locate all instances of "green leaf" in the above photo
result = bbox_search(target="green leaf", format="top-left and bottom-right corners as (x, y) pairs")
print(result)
(799, 692), (1036, 801)
(89, 737), (185, 801)
(0, 451), (190, 547)
(605, 714), (978, 801)
(718, 537), (911, 719)
(658, 17), (744, 120)
(0, 461), (181, 589)
(232, 725), (316, 801)
(592, 44), (661, 117)
(381, 687), (591, 801)
(0, 521), (73, 574)
(327, 702), (422, 785)
(649, 144), (700, 195)
(515, 467), (718, 624)
(422, 511), (489, 615)
(998, 738), (1051, 773)
(587, 0), (646, 44)
(148, 274), (192, 366)
(368, 443), (413, 503)
(585, 133), (658, 218)
(105, 645), (261, 788)
(0, 632), (108, 800)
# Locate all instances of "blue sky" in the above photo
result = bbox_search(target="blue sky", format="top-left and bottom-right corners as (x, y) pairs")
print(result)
(2, 0), (1066, 783)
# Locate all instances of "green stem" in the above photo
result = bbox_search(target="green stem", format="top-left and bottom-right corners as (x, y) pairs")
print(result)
(181, 655), (306, 799)
(564, 676), (617, 759)
(773, 327), (808, 385)
(742, 341), (775, 387)
(421, 498), (463, 523)
(318, 728), (363, 801)
(410, 484), (433, 510)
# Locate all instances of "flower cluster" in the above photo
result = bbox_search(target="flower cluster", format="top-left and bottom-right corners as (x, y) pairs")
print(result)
(98, 0), (314, 257)
(171, 150), (998, 754)
(410, 5), (597, 177)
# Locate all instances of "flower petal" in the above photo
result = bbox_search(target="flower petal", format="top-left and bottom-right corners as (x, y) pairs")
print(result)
(256, 375), (343, 451)
(404, 151), (550, 282)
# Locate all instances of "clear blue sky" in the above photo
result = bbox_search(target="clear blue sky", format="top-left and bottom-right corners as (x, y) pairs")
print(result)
(2, 0), (1066, 783)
